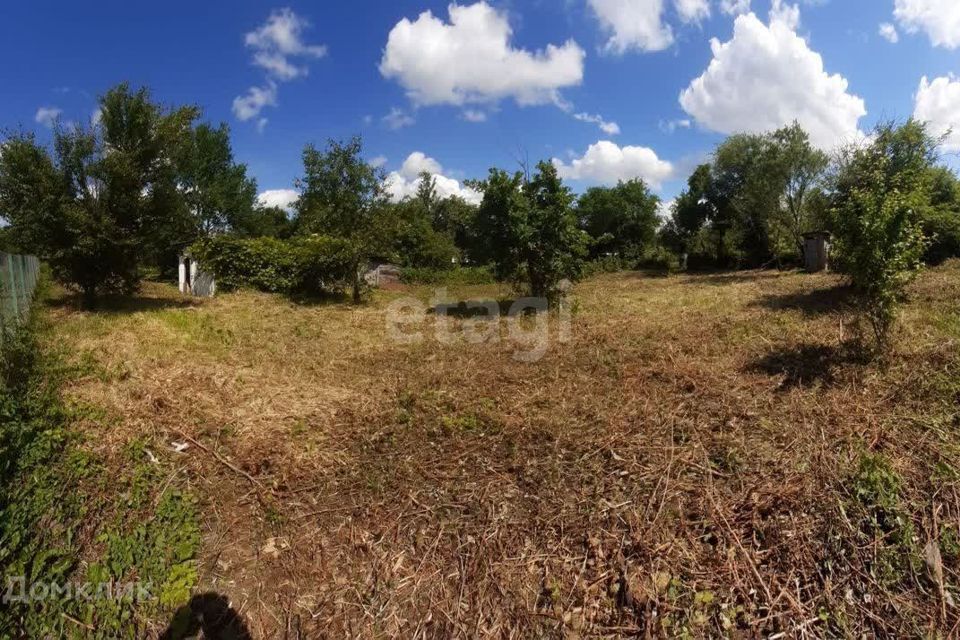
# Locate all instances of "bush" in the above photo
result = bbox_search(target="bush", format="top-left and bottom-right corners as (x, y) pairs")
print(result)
(830, 121), (934, 348)
(192, 235), (356, 296)
(400, 265), (496, 286)
(637, 246), (681, 274)
(921, 208), (960, 265)
(581, 255), (635, 278)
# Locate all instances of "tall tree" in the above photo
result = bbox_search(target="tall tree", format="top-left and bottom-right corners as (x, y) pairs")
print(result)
(770, 123), (829, 256)
(293, 137), (390, 302)
(577, 179), (661, 260)
(179, 123), (258, 236)
(471, 162), (587, 300)
(0, 84), (198, 305)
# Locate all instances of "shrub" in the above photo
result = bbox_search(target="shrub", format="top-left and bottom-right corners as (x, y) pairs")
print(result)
(400, 265), (496, 286)
(830, 121), (934, 348)
(921, 208), (960, 266)
(637, 246), (681, 274)
(192, 235), (355, 296)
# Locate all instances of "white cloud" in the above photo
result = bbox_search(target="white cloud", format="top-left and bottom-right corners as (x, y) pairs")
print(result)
(91, 107), (103, 126)
(34, 106), (62, 129)
(914, 75), (960, 152)
(384, 152), (482, 205)
(383, 107), (416, 130)
(573, 112), (621, 135)
(675, 0), (710, 24)
(879, 23), (899, 43)
(233, 9), (325, 125)
(462, 109), (488, 122)
(232, 83), (277, 121)
(588, 0), (673, 54)
(245, 8), (327, 80)
(552, 140), (674, 188)
(380, 2), (584, 107)
(660, 118), (692, 133)
(720, 0), (751, 16)
(369, 155), (388, 169)
(257, 189), (299, 212)
(894, 0), (960, 49)
(657, 198), (675, 221)
(678, 1), (866, 149)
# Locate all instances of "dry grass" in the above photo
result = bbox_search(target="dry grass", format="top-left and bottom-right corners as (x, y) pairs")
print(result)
(45, 263), (960, 638)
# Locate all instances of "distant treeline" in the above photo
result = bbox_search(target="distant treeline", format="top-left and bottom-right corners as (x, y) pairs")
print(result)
(1, 83), (958, 316)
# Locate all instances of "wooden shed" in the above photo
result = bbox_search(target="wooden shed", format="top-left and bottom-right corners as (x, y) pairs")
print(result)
(803, 231), (831, 273)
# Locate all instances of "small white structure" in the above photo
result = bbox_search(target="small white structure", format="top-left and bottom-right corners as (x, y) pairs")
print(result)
(363, 262), (401, 287)
(178, 252), (216, 297)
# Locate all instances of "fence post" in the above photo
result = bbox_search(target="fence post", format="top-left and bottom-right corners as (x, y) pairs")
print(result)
(4, 253), (18, 321)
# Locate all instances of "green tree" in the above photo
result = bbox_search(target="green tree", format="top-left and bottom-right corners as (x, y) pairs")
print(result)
(577, 179), (661, 260)
(770, 123), (829, 256)
(663, 164), (713, 267)
(293, 137), (390, 302)
(471, 162), (587, 300)
(0, 84), (198, 305)
(830, 120), (935, 347)
(179, 123), (258, 235)
(920, 166), (960, 265)
(707, 123), (829, 266)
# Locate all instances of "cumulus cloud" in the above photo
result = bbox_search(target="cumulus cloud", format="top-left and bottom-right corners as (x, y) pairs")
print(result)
(34, 106), (62, 129)
(552, 140), (674, 188)
(257, 189), (299, 212)
(894, 0), (960, 49)
(233, 83), (278, 121)
(462, 109), (488, 123)
(720, 0), (751, 16)
(675, 0), (710, 24)
(914, 75), (960, 152)
(233, 8), (326, 125)
(369, 155), (388, 169)
(380, 2), (584, 108)
(879, 23), (899, 43)
(574, 112), (621, 135)
(588, 0), (673, 54)
(382, 107), (416, 130)
(678, 1), (866, 149)
(384, 152), (482, 205)
(245, 8), (327, 80)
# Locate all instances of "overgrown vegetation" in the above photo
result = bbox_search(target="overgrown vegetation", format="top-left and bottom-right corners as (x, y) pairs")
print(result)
(830, 120), (934, 347)
(41, 262), (960, 637)
(0, 281), (200, 637)
(192, 234), (355, 296)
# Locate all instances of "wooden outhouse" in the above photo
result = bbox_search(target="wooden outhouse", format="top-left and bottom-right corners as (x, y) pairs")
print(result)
(803, 231), (831, 273)
(178, 252), (217, 297)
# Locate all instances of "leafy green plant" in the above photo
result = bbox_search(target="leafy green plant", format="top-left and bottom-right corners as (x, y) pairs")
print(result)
(400, 265), (495, 286)
(192, 234), (356, 296)
(830, 120), (935, 348)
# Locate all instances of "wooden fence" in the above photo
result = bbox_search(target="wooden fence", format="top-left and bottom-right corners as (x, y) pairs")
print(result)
(0, 251), (40, 334)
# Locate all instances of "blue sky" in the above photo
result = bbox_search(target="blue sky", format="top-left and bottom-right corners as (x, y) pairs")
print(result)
(2, 0), (959, 208)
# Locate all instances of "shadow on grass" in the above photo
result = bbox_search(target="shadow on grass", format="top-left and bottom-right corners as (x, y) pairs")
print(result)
(681, 270), (792, 287)
(160, 592), (251, 640)
(45, 293), (202, 315)
(287, 290), (355, 307)
(751, 284), (855, 317)
(430, 299), (541, 318)
(748, 341), (872, 390)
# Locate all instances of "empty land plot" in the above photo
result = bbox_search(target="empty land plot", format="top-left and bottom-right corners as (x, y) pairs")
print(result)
(47, 263), (960, 637)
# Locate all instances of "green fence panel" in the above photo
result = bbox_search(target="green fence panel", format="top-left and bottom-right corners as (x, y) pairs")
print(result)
(0, 251), (40, 340)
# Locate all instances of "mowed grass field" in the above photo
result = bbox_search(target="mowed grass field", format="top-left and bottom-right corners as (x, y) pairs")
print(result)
(46, 263), (960, 637)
